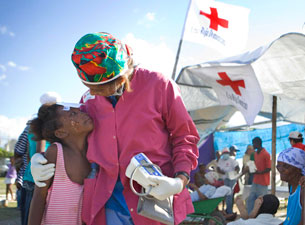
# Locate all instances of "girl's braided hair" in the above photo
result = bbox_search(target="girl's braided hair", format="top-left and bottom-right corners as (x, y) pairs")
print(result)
(30, 104), (62, 143)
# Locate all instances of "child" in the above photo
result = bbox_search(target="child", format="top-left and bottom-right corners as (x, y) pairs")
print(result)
(5, 157), (17, 203)
(28, 103), (94, 225)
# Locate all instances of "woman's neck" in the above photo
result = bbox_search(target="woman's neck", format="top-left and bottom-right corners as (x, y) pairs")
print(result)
(290, 174), (301, 193)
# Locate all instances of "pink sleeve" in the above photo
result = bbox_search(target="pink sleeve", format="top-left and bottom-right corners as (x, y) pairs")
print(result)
(162, 79), (199, 175)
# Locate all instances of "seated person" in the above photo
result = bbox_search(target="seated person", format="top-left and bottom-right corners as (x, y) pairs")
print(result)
(188, 171), (231, 202)
(228, 194), (283, 225)
(194, 163), (208, 187)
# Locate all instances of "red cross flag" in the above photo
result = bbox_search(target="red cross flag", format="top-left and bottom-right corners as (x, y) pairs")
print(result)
(183, 0), (250, 55)
(179, 64), (263, 125)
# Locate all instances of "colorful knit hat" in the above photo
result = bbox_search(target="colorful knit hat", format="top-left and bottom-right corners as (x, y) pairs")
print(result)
(71, 32), (132, 85)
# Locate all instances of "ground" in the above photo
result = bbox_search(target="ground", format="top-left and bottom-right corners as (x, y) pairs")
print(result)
(0, 176), (288, 224)
(0, 177), (20, 225)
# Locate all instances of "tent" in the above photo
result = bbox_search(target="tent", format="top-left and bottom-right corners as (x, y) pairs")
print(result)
(176, 32), (305, 138)
(177, 32), (305, 193)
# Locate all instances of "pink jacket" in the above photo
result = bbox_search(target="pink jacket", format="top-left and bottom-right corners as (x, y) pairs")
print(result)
(81, 68), (199, 225)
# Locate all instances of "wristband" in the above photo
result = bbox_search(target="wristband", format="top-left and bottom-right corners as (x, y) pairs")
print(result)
(174, 171), (190, 182)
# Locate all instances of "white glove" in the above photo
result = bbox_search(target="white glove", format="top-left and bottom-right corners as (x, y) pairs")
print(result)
(31, 153), (55, 187)
(146, 176), (183, 201)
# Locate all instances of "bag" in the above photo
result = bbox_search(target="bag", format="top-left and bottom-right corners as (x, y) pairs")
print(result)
(137, 192), (174, 225)
(130, 163), (174, 225)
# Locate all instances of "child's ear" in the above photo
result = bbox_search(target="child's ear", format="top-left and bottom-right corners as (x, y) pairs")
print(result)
(55, 128), (68, 139)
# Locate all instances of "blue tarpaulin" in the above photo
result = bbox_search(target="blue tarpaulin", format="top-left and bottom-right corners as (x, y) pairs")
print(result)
(214, 124), (305, 159)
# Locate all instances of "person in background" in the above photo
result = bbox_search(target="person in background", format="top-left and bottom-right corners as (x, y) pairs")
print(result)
(30, 32), (199, 225)
(206, 150), (224, 187)
(206, 151), (221, 172)
(217, 147), (239, 216)
(246, 137), (271, 214)
(188, 182), (231, 202)
(242, 145), (255, 185)
(277, 146), (305, 225)
(228, 194), (282, 225)
(4, 157), (17, 206)
(229, 145), (241, 200)
(14, 126), (30, 215)
(229, 145), (240, 159)
(194, 163), (208, 187)
(288, 131), (305, 151)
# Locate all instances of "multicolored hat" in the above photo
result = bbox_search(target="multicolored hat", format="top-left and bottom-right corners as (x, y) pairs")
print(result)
(71, 32), (132, 85)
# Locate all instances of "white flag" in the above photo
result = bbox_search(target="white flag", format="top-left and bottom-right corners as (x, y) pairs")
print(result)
(183, 0), (250, 55)
(180, 64), (263, 125)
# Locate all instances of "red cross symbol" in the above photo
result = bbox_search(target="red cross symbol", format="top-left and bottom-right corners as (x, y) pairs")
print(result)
(216, 72), (245, 96)
(200, 7), (229, 31)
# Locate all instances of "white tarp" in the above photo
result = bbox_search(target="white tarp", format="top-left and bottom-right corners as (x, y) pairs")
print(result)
(177, 32), (305, 134)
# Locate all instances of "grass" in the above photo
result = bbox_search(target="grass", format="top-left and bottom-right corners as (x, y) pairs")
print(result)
(0, 177), (17, 196)
(0, 177), (20, 223)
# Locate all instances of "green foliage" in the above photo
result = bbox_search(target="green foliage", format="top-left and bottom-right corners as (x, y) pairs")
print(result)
(0, 148), (14, 158)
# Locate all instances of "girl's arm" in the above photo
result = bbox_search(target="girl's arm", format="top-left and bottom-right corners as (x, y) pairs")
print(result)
(36, 140), (46, 153)
(28, 144), (57, 225)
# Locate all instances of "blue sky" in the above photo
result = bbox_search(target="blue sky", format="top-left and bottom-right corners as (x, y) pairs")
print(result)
(0, 0), (304, 142)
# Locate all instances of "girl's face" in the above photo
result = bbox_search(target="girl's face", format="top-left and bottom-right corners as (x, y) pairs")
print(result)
(57, 106), (94, 135)
(276, 161), (300, 182)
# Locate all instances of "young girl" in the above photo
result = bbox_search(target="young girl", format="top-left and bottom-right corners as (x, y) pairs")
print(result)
(28, 103), (94, 225)
(5, 157), (17, 203)
(277, 147), (305, 225)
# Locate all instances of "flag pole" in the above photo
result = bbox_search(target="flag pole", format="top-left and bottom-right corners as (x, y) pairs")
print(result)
(271, 95), (277, 195)
(171, 0), (192, 80)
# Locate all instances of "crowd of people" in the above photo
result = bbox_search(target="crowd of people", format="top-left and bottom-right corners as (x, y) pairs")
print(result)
(4, 31), (305, 225)
(188, 131), (305, 224)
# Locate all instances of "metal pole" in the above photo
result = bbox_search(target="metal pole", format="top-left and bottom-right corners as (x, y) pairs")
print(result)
(171, 0), (192, 80)
(171, 39), (183, 80)
(271, 96), (277, 195)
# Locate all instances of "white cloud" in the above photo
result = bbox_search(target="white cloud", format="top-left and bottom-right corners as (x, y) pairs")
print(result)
(0, 64), (6, 72)
(122, 33), (175, 78)
(7, 61), (16, 67)
(0, 115), (30, 145)
(0, 25), (15, 37)
(137, 12), (157, 28)
(0, 74), (7, 81)
(18, 66), (30, 71)
(0, 26), (7, 34)
(6, 61), (30, 71)
(146, 12), (155, 21)
(0, 62), (30, 83)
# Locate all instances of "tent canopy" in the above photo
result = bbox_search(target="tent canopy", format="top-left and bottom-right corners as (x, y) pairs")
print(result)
(176, 33), (305, 136)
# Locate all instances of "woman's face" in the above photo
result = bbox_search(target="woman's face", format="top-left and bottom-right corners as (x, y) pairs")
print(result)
(84, 78), (123, 97)
(276, 161), (300, 182)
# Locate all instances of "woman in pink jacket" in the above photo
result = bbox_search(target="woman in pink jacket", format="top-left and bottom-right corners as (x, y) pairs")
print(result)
(33, 32), (199, 225)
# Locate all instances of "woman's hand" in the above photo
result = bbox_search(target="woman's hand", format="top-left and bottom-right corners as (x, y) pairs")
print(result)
(147, 176), (183, 200)
(31, 153), (55, 187)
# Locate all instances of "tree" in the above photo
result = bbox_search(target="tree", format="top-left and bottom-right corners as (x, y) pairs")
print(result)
(0, 147), (14, 158)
